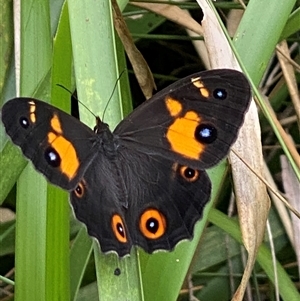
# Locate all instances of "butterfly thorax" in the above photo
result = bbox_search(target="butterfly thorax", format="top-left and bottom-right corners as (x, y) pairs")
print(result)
(94, 117), (119, 159)
(93, 118), (128, 205)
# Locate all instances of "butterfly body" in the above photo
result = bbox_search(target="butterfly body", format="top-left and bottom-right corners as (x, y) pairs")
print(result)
(1, 69), (251, 256)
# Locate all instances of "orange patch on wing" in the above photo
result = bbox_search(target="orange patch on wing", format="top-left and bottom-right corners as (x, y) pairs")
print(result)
(191, 77), (210, 98)
(29, 102), (36, 123)
(166, 111), (205, 160)
(47, 132), (79, 180)
(165, 97), (183, 116)
(51, 114), (63, 134)
(47, 115), (80, 180)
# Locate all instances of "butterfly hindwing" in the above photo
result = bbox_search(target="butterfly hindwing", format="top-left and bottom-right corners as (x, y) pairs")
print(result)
(70, 153), (132, 256)
(125, 157), (212, 254)
(71, 150), (211, 256)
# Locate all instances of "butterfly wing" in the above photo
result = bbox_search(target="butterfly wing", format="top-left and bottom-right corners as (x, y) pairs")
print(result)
(71, 148), (211, 256)
(114, 69), (251, 170)
(123, 155), (212, 254)
(92, 68), (250, 255)
(70, 152), (133, 256)
(1, 98), (97, 190)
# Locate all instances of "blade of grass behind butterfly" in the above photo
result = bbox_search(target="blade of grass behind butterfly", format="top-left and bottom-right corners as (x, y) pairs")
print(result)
(280, 7), (300, 41)
(233, 0), (297, 85)
(44, 2), (72, 300)
(0, 1), (33, 205)
(0, 0), (13, 101)
(14, 0), (52, 300)
(67, 0), (143, 300)
(71, 17), (135, 301)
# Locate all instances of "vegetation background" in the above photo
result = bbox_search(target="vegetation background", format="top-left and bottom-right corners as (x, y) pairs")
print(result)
(0, 0), (299, 300)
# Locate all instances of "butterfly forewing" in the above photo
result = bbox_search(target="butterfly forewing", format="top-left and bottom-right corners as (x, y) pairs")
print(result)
(114, 69), (251, 170)
(1, 98), (97, 190)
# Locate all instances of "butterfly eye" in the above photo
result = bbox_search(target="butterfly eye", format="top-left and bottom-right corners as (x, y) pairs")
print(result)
(19, 117), (30, 129)
(111, 214), (127, 243)
(180, 166), (199, 182)
(195, 124), (217, 144)
(139, 209), (166, 239)
(74, 181), (85, 198)
(213, 88), (227, 100)
(45, 147), (61, 167)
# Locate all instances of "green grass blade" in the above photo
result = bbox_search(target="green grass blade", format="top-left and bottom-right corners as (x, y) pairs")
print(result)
(234, 0), (297, 84)
(0, 142), (26, 204)
(68, 0), (122, 127)
(44, 2), (72, 300)
(280, 7), (300, 40)
(70, 227), (93, 301)
(233, 0), (300, 178)
(15, 167), (48, 300)
(0, 0), (14, 100)
(15, 0), (52, 300)
(20, 1), (52, 96)
(67, 0), (143, 299)
(94, 250), (143, 300)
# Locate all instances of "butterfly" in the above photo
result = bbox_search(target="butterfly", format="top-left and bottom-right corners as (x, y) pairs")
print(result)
(1, 69), (251, 256)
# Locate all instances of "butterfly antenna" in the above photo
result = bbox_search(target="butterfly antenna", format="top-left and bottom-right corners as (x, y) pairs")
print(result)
(56, 84), (98, 119)
(56, 84), (74, 96)
(102, 70), (126, 121)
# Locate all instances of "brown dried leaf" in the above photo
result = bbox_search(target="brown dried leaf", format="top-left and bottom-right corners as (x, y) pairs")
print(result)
(112, 0), (155, 99)
(276, 41), (300, 131)
(196, 1), (270, 300)
(132, 1), (209, 70)
(281, 154), (300, 277)
(131, 1), (203, 35)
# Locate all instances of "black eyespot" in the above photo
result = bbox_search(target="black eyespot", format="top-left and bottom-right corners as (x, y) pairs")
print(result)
(195, 124), (217, 144)
(19, 117), (30, 129)
(75, 185), (82, 195)
(111, 215), (127, 243)
(213, 88), (227, 100)
(114, 268), (121, 276)
(75, 182), (85, 198)
(139, 209), (166, 239)
(179, 166), (199, 182)
(45, 147), (61, 167)
(117, 223), (125, 238)
(146, 218), (159, 234)
(183, 167), (195, 179)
